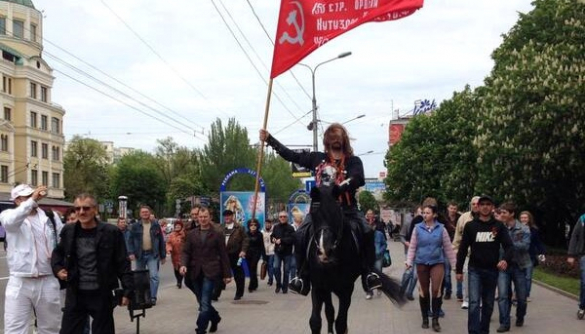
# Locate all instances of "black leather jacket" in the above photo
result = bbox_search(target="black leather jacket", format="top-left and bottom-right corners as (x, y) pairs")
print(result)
(51, 221), (133, 297)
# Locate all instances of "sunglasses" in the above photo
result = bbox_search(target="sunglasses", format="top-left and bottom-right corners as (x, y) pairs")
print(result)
(74, 206), (93, 212)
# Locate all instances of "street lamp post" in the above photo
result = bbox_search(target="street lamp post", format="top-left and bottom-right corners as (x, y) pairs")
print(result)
(298, 51), (352, 152)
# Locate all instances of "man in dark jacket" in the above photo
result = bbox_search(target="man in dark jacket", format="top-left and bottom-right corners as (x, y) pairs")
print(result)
(567, 213), (585, 319)
(127, 205), (166, 305)
(219, 209), (248, 300)
(52, 193), (132, 334)
(260, 124), (381, 295)
(181, 206), (232, 334)
(271, 211), (295, 293)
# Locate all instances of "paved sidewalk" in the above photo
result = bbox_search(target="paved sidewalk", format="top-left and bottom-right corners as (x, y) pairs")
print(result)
(112, 240), (583, 334)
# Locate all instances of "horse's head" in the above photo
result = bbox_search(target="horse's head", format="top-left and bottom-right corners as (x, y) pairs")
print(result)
(310, 185), (344, 265)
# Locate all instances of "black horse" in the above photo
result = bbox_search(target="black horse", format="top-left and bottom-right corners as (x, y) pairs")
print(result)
(306, 185), (406, 334)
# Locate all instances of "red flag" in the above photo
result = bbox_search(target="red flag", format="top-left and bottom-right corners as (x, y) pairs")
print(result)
(270, 0), (424, 79)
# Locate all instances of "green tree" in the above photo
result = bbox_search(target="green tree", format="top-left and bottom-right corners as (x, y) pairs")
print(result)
(110, 151), (166, 216)
(358, 190), (378, 213)
(198, 118), (256, 194)
(63, 135), (110, 200)
(475, 0), (585, 244)
(261, 151), (303, 204)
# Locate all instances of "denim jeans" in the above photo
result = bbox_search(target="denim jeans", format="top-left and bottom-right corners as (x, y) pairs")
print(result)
(289, 255), (297, 282)
(468, 267), (498, 334)
(273, 252), (292, 289)
(497, 265), (527, 328)
(266, 254), (275, 284)
(443, 261), (452, 296)
(524, 264), (533, 298)
(189, 275), (220, 334)
(135, 252), (160, 300)
(579, 255), (585, 310)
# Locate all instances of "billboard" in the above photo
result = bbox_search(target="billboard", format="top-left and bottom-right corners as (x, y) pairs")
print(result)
(220, 191), (266, 230)
(389, 123), (405, 146)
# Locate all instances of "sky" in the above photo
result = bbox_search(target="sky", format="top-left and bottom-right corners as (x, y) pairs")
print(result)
(31, 0), (534, 179)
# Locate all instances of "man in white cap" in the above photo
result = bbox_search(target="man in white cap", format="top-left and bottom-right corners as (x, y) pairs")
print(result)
(0, 184), (63, 334)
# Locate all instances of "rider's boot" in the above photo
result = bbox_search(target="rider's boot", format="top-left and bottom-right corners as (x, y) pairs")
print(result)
(361, 221), (382, 291)
(289, 222), (311, 296)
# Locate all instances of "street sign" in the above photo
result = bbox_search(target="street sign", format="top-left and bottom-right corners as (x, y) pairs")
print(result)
(305, 180), (316, 193)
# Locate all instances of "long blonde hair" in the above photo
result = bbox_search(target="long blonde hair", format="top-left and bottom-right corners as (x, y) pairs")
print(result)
(519, 211), (537, 230)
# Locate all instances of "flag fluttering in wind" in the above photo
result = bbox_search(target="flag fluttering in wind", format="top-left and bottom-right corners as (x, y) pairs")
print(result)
(270, 0), (425, 79)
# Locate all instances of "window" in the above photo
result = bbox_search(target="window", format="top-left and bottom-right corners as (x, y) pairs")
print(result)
(13, 20), (24, 39)
(31, 140), (37, 157)
(31, 169), (38, 186)
(0, 17), (6, 35)
(3, 107), (11, 121)
(41, 143), (48, 159)
(30, 24), (37, 42)
(52, 173), (60, 188)
(40, 86), (48, 102)
(42, 171), (48, 186)
(41, 115), (48, 130)
(31, 111), (37, 128)
(30, 82), (37, 99)
(51, 117), (60, 134)
(52, 146), (60, 161)
(3, 76), (12, 94)
(0, 134), (7, 151)
(1, 165), (7, 183)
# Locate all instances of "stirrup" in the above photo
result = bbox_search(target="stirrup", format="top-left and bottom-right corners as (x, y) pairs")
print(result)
(289, 276), (310, 296)
(366, 272), (382, 291)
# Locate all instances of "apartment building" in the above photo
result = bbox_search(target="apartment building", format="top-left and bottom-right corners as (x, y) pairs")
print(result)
(0, 0), (66, 201)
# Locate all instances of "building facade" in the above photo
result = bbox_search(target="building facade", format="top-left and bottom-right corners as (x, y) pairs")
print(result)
(100, 141), (135, 164)
(0, 0), (65, 199)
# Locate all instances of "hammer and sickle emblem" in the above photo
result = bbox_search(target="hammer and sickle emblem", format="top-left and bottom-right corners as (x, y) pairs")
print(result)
(278, 1), (305, 46)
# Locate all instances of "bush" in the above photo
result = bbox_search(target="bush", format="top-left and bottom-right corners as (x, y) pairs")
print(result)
(538, 254), (579, 279)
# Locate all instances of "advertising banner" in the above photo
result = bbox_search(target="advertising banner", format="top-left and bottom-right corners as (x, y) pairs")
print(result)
(220, 191), (266, 230)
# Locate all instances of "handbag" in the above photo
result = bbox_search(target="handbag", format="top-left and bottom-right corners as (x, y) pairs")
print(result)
(260, 261), (267, 280)
(382, 250), (392, 268)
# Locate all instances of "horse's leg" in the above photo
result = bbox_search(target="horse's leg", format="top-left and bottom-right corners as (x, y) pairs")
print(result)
(309, 287), (324, 334)
(324, 292), (335, 334)
(334, 285), (354, 334)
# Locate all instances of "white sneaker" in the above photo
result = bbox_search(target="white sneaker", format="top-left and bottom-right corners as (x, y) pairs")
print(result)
(365, 293), (373, 300)
(461, 301), (469, 309)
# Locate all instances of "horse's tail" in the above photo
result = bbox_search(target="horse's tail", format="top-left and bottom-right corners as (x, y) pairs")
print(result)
(375, 268), (408, 307)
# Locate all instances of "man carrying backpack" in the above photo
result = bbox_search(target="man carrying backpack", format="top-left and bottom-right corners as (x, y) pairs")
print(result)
(0, 184), (64, 334)
(567, 213), (585, 319)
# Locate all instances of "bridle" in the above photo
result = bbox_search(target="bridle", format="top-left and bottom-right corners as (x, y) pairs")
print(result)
(312, 201), (344, 257)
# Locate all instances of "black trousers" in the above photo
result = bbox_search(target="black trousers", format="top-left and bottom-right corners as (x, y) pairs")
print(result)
(60, 289), (115, 334)
(228, 253), (245, 298)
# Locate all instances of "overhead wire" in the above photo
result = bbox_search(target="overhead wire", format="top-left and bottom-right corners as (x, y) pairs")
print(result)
(41, 39), (206, 132)
(54, 69), (200, 137)
(216, 0), (307, 116)
(44, 51), (202, 137)
(244, 0), (312, 101)
(2, 17), (204, 138)
(99, 0), (231, 118)
(208, 0), (305, 123)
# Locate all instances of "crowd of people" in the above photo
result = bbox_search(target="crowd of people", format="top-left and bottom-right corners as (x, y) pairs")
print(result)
(0, 121), (582, 334)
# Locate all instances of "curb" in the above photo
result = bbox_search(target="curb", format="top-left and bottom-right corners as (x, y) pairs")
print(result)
(532, 279), (579, 301)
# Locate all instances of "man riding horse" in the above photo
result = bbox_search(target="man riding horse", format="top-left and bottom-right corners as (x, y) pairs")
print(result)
(259, 123), (381, 295)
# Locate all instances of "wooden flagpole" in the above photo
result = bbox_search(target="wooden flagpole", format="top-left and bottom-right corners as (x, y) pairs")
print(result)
(252, 78), (274, 221)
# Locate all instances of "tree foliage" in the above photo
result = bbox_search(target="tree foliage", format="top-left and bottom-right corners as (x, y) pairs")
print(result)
(358, 190), (378, 213)
(261, 151), (303, 204)
(384, 0), (585, 246)
(198, 118), (256, 194)
(110, 151), (166, 215)
(63, 135), (110, 201)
